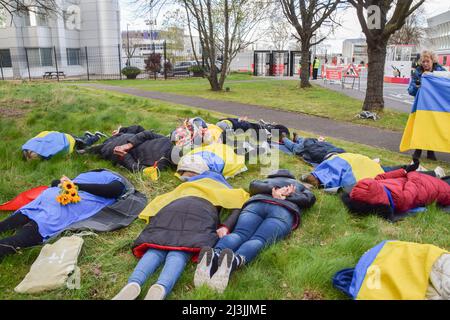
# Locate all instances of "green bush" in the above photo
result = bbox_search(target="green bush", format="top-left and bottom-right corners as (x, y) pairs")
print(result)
(121, 66), (141, 79)
(188, 65), (204, 73)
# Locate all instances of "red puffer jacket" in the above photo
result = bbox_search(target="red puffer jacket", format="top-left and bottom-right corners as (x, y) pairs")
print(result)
(350, 169), (450, 213)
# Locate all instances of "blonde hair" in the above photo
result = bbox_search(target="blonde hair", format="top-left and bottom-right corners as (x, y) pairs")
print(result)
(420, 50), (438, 64)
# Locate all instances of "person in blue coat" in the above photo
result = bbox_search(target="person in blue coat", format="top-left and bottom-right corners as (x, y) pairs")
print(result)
(0, 170), (125, 259)
(407, 50), (447, 161)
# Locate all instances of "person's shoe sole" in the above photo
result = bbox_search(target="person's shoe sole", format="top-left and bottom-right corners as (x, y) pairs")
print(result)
(112, 282), (141, 300)
(144, 284), (166, 300)
(84, 131), (95, 137)
(194, 247), (214, 288)
(208, 249), (234, 293)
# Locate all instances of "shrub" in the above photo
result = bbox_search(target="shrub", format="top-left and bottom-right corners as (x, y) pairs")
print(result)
(121, 66), (141, 79)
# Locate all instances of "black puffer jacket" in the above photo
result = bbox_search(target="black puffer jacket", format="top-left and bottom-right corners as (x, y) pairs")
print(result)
(243, 170), (316, 229)
(92, 126), (175, 172)
(132, 196), (241, 257)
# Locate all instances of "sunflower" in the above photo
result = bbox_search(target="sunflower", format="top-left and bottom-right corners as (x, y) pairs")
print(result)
(56, 195), (63, 204)
(61, 194), (71, 206)
(62, 181), (76, 191)
(72, 195), (81, 203)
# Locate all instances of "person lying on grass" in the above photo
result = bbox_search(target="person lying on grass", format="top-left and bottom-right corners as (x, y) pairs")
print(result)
(0, 170), (125, 260)
(82, 125), (177, 175)
(22, 130), (107, 161)
(341, 164), (450, 222)
(113, 156), (249, 300)
(300, 153), (443, 190)
(280, 131), (346, 165)
(193, 169), (316, 293)
(216, 117), (290, 144)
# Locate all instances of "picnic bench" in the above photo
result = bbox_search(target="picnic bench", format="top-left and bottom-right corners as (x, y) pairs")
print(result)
(43, 71), (66, 79)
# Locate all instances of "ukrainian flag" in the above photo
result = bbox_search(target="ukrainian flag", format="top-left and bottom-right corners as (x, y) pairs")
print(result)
(22, 131), (75, 159)
(180, 143), (248, 179)
(139, 171), (249, 223)
(400, 74), (450, 153)
(312, 153), (384, 189)
(333, 241), (448, 300)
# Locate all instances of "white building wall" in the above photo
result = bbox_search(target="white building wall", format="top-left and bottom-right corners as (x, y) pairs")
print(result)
(0, 0), (121, 78)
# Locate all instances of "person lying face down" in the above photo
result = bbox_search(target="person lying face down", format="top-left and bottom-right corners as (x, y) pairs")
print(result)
(0, 170), (125, 260)
(113, 163), (250, 300)
(84, 125), (176, 173)
(193, 169), (316, 294)
(341, 165), (450, 222)
(22, 130), (107, 161)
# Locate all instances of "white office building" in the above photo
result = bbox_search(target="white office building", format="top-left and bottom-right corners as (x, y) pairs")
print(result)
(427, 10), (450, 54)
(0, 0), (121, 79)
(342, 38), (368, 64)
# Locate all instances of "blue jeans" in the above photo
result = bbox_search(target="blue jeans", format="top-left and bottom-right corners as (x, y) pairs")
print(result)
(215, 202), (294, 264)
(282, 137), (305, 154)
(128, 249), (192, 295)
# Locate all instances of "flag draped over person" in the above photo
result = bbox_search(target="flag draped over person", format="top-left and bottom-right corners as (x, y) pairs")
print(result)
(400, 74), (450, 153)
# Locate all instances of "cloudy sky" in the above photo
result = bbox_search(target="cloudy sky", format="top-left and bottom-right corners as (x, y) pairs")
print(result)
(119, 0), (450, 53)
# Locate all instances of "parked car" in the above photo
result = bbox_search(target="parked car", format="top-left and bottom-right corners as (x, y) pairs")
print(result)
(172, 61), (199, 76)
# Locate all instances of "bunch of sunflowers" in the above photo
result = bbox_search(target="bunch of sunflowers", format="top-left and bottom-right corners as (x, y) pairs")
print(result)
(56, 180), (81, 206)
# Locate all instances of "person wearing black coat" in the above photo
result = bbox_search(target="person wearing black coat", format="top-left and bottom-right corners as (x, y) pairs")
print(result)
(85, 125), (176, 172)
(193, 169), (316, 293)
(113, 169), (245, 301)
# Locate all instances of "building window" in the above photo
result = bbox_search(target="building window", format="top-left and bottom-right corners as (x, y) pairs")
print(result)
(24, 9), (48, 27)
(67, 48), (81, 65)
(0, 49), (12, 67)
(26, 48), (53, 67)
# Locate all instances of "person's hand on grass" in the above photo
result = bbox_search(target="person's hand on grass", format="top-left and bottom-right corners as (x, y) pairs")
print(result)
(112, 125), (122, 136)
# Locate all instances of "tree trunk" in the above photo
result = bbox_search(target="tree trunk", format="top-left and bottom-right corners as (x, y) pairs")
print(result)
(363, 43), (387, 111)
(300, 44), (311, 88)
(207, 66), (222, 91)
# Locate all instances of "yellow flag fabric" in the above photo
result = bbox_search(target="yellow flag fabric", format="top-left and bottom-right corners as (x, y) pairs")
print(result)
(330, 153), (384, 181)
(357, 241), (448, 300)
(180, 143), (247, 179)
(400, 75), (450, 153)
(138, 176), (249, 223)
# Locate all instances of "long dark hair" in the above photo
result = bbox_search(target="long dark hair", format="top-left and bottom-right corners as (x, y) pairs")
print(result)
(341, 192), (392, 219)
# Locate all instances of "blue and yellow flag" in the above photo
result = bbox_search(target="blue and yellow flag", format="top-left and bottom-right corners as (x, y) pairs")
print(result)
(333, 241), (448, 300)
(139, 171), (249, 223)
(22, 131), (75, 159)
(400, 74), (450, 153)
(180, 143), (247, 179)
(312, 153), (384, 189)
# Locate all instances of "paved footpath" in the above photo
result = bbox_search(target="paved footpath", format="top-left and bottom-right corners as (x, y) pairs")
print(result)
(79, 83), (449, 163)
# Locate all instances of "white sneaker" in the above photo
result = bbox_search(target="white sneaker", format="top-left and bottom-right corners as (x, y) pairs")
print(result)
(207, 249), (235, 293)
(194, 247), (215, 288)
(112, 282), (141, 300)
(144, 284), (166, 300)
(435, 167), (446, 179)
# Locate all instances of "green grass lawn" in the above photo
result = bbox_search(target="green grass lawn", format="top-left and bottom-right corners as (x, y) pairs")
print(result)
(0, 81), (449, 300)
(94, 76), (409, 132)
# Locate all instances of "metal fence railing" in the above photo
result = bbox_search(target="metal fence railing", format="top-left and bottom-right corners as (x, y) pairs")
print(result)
(0, 42), (199, 81)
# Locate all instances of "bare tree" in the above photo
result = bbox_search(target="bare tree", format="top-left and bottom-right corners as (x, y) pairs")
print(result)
(279, 0), (344, 88)
(388, 6), (425, 45)
(266, 11), (294, 50)
(133, 0), (269, 91)
(0, 0), (58, 22)
(348, 0), (425, 112)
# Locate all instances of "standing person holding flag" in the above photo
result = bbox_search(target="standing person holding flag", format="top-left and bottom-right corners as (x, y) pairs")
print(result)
(403, 51), (448, 161)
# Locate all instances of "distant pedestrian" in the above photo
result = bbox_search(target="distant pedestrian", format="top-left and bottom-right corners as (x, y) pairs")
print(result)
(313, 57), (320, 80)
